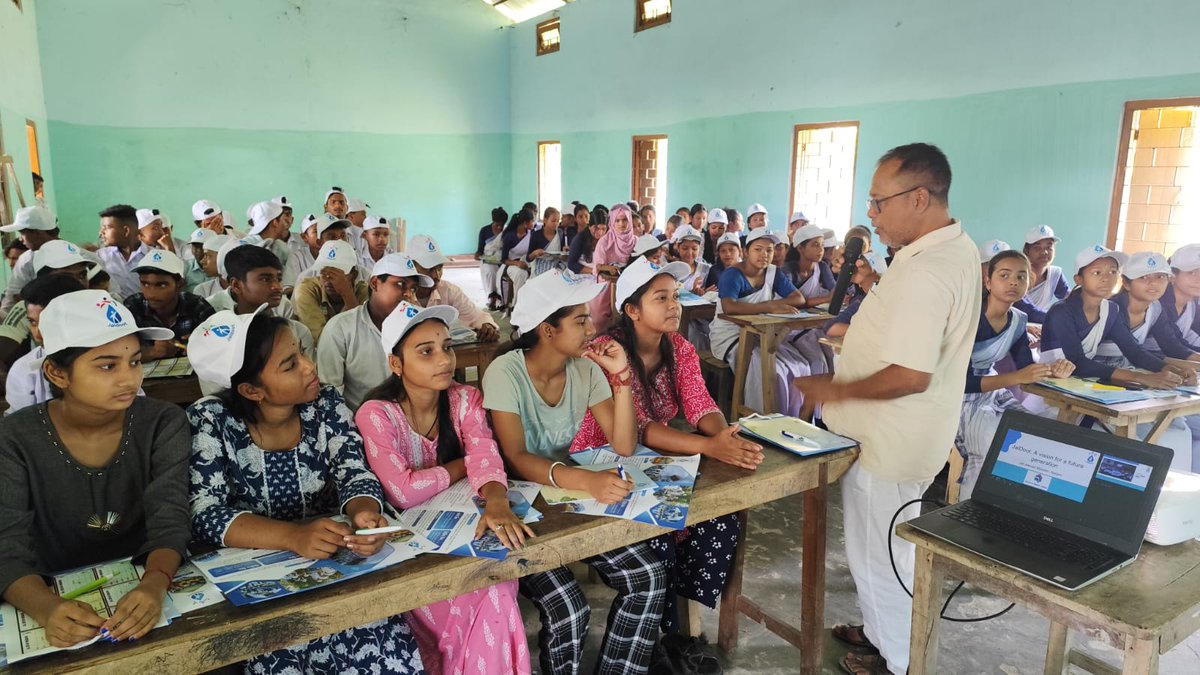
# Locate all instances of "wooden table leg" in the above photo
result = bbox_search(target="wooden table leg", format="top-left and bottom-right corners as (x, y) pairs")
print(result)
(800, 465), (828, 675)
(907, 546), (945, 675)
(717, 509), (750, 651)
(1142, 412), (1177, 444)
(760, 328), (779, 415)
(1122, 633), (1160, 675)
(731, 327), (754, 417)
(1043, 621), (1071, 675)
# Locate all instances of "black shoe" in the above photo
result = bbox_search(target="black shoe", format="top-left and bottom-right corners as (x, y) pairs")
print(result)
(651, 634), (723, 675)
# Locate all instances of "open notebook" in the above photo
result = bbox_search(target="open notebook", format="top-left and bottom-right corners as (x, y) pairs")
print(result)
(737, 414), (857, 456)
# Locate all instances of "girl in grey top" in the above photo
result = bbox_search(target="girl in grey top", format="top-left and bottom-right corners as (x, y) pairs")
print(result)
(0, 291), (189, 648)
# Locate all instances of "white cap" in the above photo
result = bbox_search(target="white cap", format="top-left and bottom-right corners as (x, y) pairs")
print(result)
(188, 305), (269, 390)
(135, 208), (167, 230)
(299, 213), (321, 233)
(408, 235), (450, 268)
(861, 251), (889, 275)
(615, 258), (690, 315)
(371, 253), (434, 286)
(747, 203), (767, 218)
(80, 250), (104, 281)
(363, 215), (389, 231)
(316, 213), (351, 237)
(672, 225), (703, 244)
(1074, 244), (1129, 275)
(380, 301), (459, 356)
(203, 234), (232, 254)
(192, 200), (223, 222)
(789, 211), (808, 224)
(33, 240), (95, 274)
(1170, 244), (1200, 272)
(1124, 252), (1172, 279)
(133, 249), (186, 277)
(1024, 224), (1060, 245)
(189, 228), (216, 245)
(511, 269), (607, 335)
(40, 290), (174, 357)
(248, 201), (285, 236)
(217, 238), (249, 277)
(271, 195), (295, 211)
(323, 187), (345, 204)
(633, 234), (666, 257)
(313, 240), (359, 275)
(978, 239), (1012, 263)
(790, 224), (825, 247)
(1, 205), (56, 233)
(707, 208), (728, 225)
(821, 228), (840, 248)
(346, 197), (369, 214)
(745, 229), (781, 247)
(715, 232), (741, 250)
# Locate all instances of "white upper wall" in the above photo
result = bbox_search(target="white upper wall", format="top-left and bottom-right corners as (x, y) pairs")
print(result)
(509, 0), (1200, 134)
(35, 0), (512, 134)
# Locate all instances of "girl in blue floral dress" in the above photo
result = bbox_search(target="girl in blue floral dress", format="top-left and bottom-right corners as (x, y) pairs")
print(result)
(186, 308), (425, 674)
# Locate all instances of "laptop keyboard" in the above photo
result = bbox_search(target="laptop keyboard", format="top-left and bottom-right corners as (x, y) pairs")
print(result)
(941, 503), (1112, 570)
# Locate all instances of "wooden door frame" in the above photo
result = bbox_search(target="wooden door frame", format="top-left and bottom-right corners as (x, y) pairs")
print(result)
(631, 134), (668, 203)
(1106, 97), (1200, 248)
(0, 116), (11, 228)
(788, 121), (860, 220)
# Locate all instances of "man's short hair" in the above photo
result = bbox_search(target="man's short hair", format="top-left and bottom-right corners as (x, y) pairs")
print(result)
(98, 204), (138, 227)
(21, 274), (85, 307)
(878, 143), (952, 204)
(225, 245), (282, 282)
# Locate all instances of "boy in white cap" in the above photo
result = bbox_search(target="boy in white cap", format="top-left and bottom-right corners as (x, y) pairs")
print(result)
(0, 239), (97, 369)
(0, 205), (61, 314)
(4, 275), (87, 414)
(124, 250), (215, 360)
(294, 240), (369, 342)
(358, 216), (393, 269)
(408, 234), (499, 342)
(136, 208), (187, 258)
(209, 245), (313, 359)
(191, 199), (233, 236)
(97, 204), (155, 299)
(746, 203), (768, 231)
(0, 290), (190, 647)
(282, 213), (322, 293)
(192, 234), (230, 299)
(323, 187), (348, 218)
(293, 215), (370, 285)
(246, 200), (293, 268)
(183, 229), (215, 292)
(1164, 243), (1200, 350)
(317, 253), (433, 410)
(1016, 224), (1069, 322)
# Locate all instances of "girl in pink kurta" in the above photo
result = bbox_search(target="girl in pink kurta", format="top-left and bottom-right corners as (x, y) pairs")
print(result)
(588, 204), (639, 333)
(356, 301), (533, 675)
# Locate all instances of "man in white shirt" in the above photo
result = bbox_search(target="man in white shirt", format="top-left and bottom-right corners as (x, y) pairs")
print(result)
(795, 143), (980, 675)
(409, 234), (500, 342)
(357, 216), (393, 270)
(0, 205), (60, 314)
(316, 253), (432, 410)
(97, 204), (154, 299)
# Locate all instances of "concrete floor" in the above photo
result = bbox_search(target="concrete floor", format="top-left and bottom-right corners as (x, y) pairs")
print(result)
(444, 264), (1200, 675)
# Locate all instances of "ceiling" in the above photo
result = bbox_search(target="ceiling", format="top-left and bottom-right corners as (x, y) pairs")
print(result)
(482, 0), (568, 24)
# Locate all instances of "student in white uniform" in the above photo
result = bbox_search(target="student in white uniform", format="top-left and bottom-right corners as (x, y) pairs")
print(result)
(671, 226), (711, 295)
(97, 205), (154, 299)
(408, 235), (500, 342)
(631, 233), (667, 265)
(956, 250), (1074, 498)
(1016, 224), (1069, 323)
(528, 207), (568, 277)
(478, 208), (507, 311)
(207, 245), (299, 323)
(709, 229), (810, 416)
(136, 208), (188, 258)
(292, 215), (372, 284)
(183, 229), (214, 292)
(245, 201), (293, 269)
(497, 210), (534, 305)
(4, 275), (86, 414)
(0, 206), (61, 314)
(821, 228), (840, 267)
(192, 234), (230, 300)
(191, 199), (233, 236)
(358, 216), (393, 270)
(344, 197), (368, 249)
(317, 254), (433, 410)
(746, 203), (768, 231)
(1162, 244), (1200, 350)
(282, 213), (321, 292)
(782, 224), (836, 308)
(977, 239), (1011, 284)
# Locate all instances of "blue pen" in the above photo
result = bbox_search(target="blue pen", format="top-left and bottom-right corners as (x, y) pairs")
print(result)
(617, 465), (628, 481)
(781, 430), (822, 449)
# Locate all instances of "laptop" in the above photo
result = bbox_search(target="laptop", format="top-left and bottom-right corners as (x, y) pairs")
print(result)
(908, 410), (1173, 590)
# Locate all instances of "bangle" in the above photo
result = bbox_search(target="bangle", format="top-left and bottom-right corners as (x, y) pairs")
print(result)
(143, 568), (173, 586)
(548, 461), (566, 488)
(610, 365), (632, 383)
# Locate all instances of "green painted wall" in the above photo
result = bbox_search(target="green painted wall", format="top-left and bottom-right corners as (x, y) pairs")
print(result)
(0, 0), (55, 220)
(512, 73), (1200, 260)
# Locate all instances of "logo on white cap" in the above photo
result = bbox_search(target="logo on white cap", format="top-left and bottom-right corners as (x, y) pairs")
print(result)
(991, 242), (1003, 253)
(66, 243), (77, 253)
(151, 251), (163, 262)
(405, 306), (419, 318)
(1148, 256), (1157, 268)
(327, 248), (337, 259)
(97, 298), (126, 328)
(206, 324), (234, 339)
(406, 258), (415, 269)
(426, 241), (436, 251)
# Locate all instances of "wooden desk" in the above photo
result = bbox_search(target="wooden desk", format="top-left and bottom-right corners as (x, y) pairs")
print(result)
(818, 335), (843, 355)
(727, 313), (832, 417)
(900, 523), (1200, 675)
(452, 339), (506, 381)
(9, 446), (857, 675)
(681, 301), (716, 327)
(141, 375), (203, 406)
(1022, 384), (1200, 444)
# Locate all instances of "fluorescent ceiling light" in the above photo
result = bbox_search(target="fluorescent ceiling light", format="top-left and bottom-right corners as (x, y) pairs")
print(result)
(483, 0), (567, 24)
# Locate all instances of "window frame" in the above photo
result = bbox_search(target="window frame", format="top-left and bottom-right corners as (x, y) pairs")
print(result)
(536, 17), (561, 56)
(788, 121), (861, 231)
(634, 0), (671, 33)
(537, 140), (562, 215)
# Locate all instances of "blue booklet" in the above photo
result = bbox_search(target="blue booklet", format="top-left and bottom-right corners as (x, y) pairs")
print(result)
(736, 414), (857, 456)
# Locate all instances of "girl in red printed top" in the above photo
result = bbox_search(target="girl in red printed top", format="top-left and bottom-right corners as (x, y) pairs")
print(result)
(570, 257), (764, 667)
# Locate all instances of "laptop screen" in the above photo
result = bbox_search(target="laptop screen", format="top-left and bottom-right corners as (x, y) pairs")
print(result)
(975, 411), (1172, 556)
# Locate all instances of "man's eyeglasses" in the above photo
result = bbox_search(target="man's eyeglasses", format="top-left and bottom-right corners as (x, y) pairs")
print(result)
(867, 186), (924, 213)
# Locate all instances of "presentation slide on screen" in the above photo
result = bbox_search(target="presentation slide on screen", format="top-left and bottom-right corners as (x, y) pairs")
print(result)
(1095, 455), (1152, 491)
(991, 430), (1100, 503)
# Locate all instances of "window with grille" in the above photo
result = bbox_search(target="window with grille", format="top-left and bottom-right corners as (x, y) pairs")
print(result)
(538, 141), (562, 214)
(635, 0), (671, 32)
(537, 18), (561, 56)
(789, 122), (860, 235)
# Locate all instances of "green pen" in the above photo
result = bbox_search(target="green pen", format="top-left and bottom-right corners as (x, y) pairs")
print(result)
(61, 576), (108, 601)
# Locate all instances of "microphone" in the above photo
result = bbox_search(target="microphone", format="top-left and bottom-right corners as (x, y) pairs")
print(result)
(827, 236), (864, 316)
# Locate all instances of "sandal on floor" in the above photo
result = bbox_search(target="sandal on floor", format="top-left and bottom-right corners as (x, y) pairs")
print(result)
(839, 651), (892, 675)
(832, 624), (878, 653)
